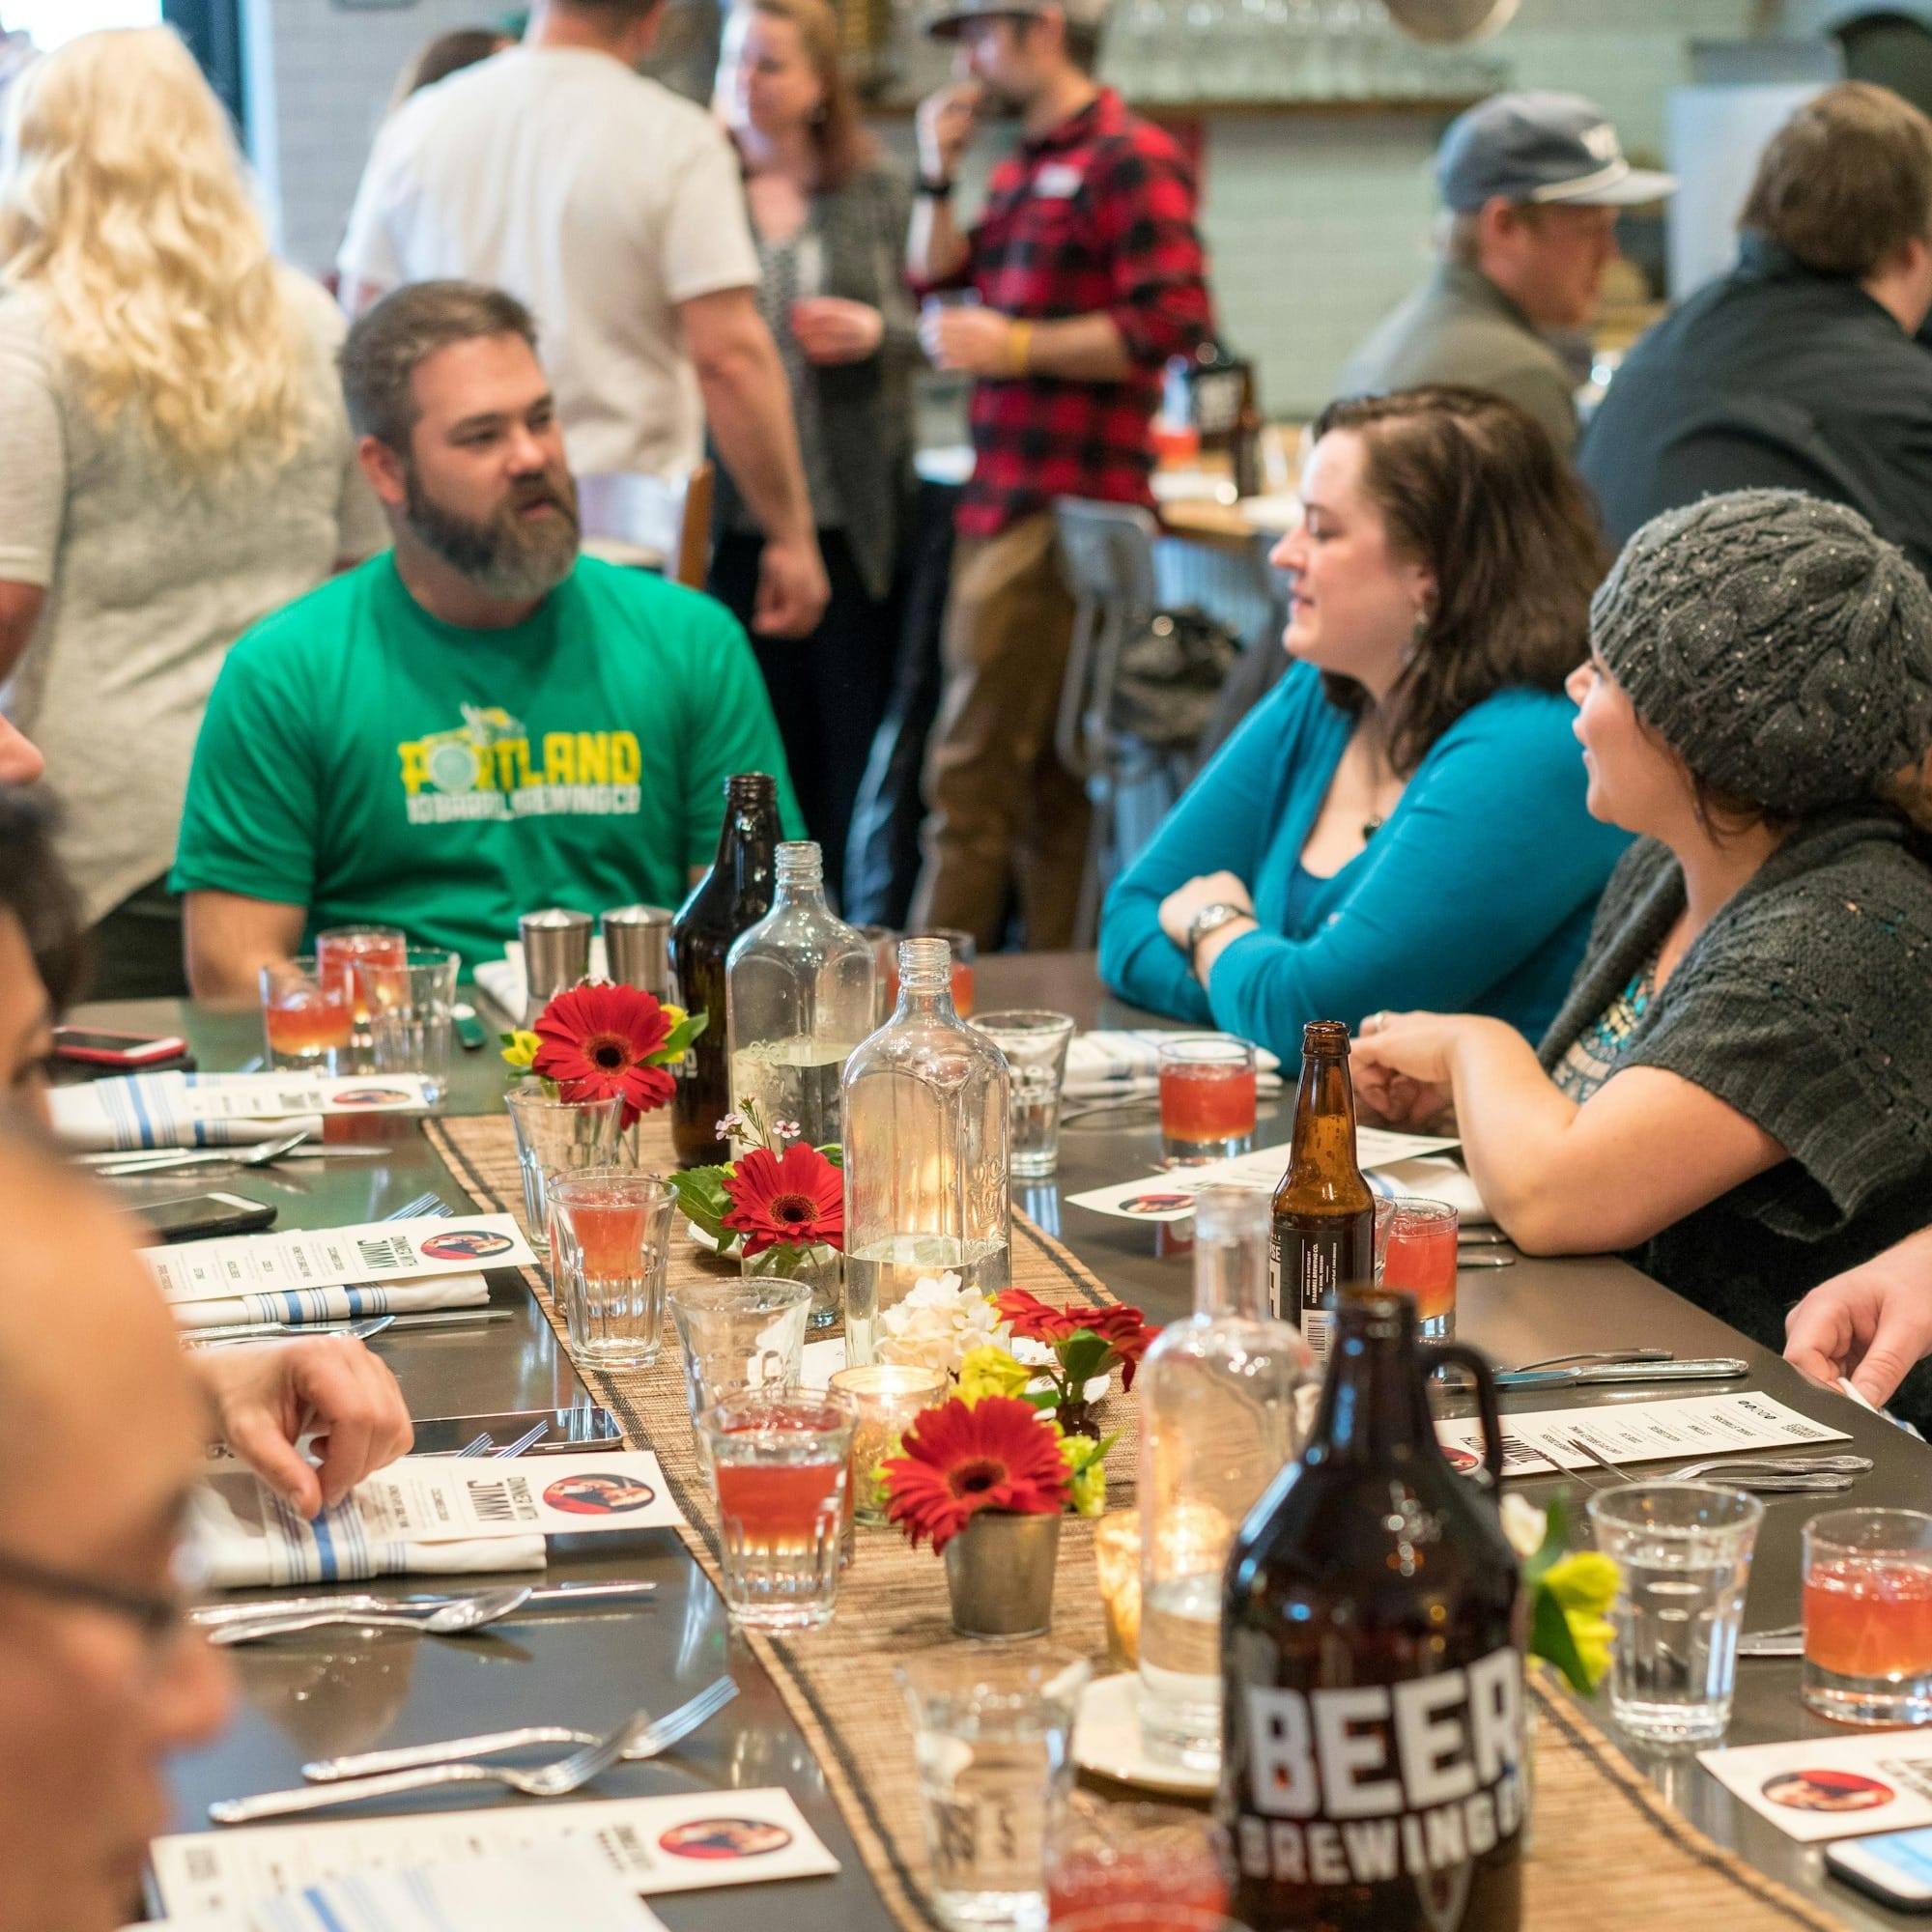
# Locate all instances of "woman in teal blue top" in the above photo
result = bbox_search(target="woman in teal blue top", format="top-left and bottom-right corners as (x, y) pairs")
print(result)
(1100, 386), (1631, 1058)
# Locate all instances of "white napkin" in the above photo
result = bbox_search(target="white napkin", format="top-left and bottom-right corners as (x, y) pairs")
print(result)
(48, 1078), (320, 1152)
(171, 1274), (490, 1331)
(1365, 1154), (1492, 1227)
(1065, 1029), (1283, 1101)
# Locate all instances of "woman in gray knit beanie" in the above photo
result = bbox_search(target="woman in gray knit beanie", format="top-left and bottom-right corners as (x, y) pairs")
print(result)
(1350, 490), (1932, 1426)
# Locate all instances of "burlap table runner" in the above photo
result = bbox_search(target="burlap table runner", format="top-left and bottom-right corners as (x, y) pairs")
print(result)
(427, 1113), (1845, 1932)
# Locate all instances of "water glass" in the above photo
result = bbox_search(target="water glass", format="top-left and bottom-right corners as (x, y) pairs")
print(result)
(1157, 1036), (1257, 1166)
(1045, 1794), (1229, 1922)
(1803, 1507), (1932, 1725)
(828, 1362), (948, 1527)
(899, 1653), (1091, 1932)
(1588, 1482), (1763, 1745)
(503, 1081), (624, 1254)
(1374, 1195), (1458, 1339)
(668, 1277), (811, 1466)
(545, 1168), (675, 1371)
(700, 1389), (855, 1631)
(355, 949), (460, 1102)
(260, 955), (353, 1073)
(974, 1010), (1076, 1178)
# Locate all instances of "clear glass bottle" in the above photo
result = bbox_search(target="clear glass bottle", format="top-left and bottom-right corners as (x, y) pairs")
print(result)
(725, 841), (875, 1152)
(841, 935), (1010, 1365)
(1137, 1185), (1313, 1770)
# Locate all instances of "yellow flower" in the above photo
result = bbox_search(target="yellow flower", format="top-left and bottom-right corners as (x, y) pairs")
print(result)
(1544, 1550), (1620, 1617)
(660, 1003), (687, 1030)
(1565, 1609), (1616, 1689)
(957, 1345), (1035, 1405)
(1062, 1435), (1108, 1517)
(500, 1030), (540, 1071)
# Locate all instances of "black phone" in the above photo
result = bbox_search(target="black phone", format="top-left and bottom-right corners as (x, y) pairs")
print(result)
(142, 1192), (278, 1243)
(1828, 1829), (1932, 1910)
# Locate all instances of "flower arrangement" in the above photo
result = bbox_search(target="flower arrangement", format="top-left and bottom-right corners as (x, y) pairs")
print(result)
(994, 1288), (1155, 1436)
(668, 1099), (842, 1280)
(501, 981), (704, 1129)
(1501, 1492), (1618, 1693)
(875, 1270), (1012, 1375)
(883, 1392), (1071, 1553)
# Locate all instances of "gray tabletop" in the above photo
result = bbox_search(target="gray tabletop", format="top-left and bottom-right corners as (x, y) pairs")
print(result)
(88, 958), (1932, 1931)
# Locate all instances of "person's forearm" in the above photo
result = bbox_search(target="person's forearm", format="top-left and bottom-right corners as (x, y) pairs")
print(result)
(1021, 313), (1134, 384)
(697, 338), (813, 546)
(1444, 1021), (1583, 1241)
(909, 195), (968, 286)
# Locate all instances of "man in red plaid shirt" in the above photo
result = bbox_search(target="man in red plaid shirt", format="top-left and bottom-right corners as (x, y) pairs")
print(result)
(906, 0), (1212, 950)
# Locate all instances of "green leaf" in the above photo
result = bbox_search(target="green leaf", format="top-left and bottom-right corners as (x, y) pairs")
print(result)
(1056, 1331), (1113, 1387)
(1529, 1583), (1594, 1695)
(817, 1144), (844, 1170)
(668, 1164), (734, 1241)
(1521, 1492), (1574, 1591)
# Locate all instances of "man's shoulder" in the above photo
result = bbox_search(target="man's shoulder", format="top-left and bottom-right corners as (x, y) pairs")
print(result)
(1342, 273), (1564, 398)
(1088, 100), (1193, 179)
(569, 558), (747, 652)
(224, 561), (386, 681)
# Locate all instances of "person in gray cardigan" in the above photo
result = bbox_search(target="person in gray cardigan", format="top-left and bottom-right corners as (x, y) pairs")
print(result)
(1349, 490), (1932, 1423)
(708, 0), (917, 903)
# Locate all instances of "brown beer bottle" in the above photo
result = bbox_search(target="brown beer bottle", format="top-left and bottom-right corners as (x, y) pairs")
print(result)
(1219, 1291), (1524, 1932)
(1270, 1019), (1376, 1362)
(670, 772), (780, 1166)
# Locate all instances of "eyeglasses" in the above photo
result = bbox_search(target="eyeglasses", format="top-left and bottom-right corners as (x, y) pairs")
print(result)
(0, 1539), (207, 1658)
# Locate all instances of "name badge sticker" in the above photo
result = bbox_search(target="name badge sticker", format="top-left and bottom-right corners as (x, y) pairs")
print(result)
(1035, 161), (1082, 199)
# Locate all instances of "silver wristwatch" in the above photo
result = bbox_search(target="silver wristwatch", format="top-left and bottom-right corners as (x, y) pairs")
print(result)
(1185, 900), (1249, 958)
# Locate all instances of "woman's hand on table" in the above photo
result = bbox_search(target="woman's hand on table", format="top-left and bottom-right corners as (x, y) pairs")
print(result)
(789, 297), (884, 365)
(1350, 1009), (1479, 1128)
(197, 1339), (413, 1518)
(1157, 872), (1257, 983)
(1785, 1228), (1932, 1406)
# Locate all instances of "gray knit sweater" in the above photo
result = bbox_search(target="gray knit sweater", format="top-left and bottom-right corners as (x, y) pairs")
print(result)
(1537, 810), (1932, 1417)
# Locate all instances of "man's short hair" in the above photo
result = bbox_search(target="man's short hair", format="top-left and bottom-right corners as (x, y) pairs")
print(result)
(340, 281), (539, 449)
(1740, 81), (1932, 279)
(1058, 14), (1102, 71)
(553, 0), (662, 22)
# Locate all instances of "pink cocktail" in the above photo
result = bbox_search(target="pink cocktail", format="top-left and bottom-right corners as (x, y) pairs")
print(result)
(1157, 1036), (1257, 1165)
(316, 925), (408, 1022)
(1378, 1196), (1459, 1336)
(260, 956), (353, 1071)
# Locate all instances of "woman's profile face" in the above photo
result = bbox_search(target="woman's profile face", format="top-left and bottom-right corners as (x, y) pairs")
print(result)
(0, 909), (54, 1127)
(1567, 654), (1694, 838)
(718, 10), (824, 140)
(1269, 430), (1434, 696)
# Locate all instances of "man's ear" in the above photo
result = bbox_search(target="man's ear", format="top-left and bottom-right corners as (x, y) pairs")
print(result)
(356, 433), (408, 509)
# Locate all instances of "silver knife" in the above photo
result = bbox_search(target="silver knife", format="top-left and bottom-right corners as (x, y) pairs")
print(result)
(1492, 1357), (1749, 1389)
(189, 1579), (656, 1629)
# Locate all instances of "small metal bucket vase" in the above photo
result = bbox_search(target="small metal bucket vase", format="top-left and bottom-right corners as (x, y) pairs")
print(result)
(943, 1510), (1062, 1638)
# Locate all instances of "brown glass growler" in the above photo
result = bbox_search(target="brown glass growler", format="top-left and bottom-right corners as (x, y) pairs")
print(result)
(1219, 1291), (1523, 1932)
(670, 772), (780, 1165)
(1270, 1019), (1376, 1363)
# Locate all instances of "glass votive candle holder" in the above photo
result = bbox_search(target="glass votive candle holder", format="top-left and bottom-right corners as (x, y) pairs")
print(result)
(1093, 1510), (1142, 1669)
(829, 1362), (950, 1528)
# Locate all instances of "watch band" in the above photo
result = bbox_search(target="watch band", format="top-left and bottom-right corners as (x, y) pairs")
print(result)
(915, 176), (955, 199)
(1185, 901), (1248, 958)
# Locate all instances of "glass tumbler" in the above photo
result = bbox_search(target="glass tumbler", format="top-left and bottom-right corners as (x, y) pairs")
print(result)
(973, 1010), (1077, 1179)
(1045, 1793), (1230, 1921)
(545, 1168), (675, 1371)
(260, 955), (353, 1073)
(317, 923), (408, 1066)
(1157, 1036), (1257, 1166)
(700, 1389), (855, 1631)
(503, 1081), (623, 1255)
(1374, 1195), (1459, 1339)
(1588, 1481), (1764, 1746)
(355, 948), (460, 1102)
(898, 1653), (1092, 1932)
(668, 1277), (811, 1466)
(1803, 1507), (1932, 1725)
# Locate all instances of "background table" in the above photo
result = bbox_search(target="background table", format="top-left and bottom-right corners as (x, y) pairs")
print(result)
(81, 954), (1932, 1929)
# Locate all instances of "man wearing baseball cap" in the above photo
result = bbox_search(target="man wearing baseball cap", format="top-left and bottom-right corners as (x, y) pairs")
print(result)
(905, 0), (1213, 951)
(1338, 91), (1673, 457)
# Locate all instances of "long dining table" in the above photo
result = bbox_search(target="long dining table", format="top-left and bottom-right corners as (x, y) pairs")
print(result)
(73, 952), (1932, 1930)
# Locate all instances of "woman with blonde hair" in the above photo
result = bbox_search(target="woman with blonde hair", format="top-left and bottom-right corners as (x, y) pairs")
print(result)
(711, 0), (916, 905)
(0, 28), (382, 997)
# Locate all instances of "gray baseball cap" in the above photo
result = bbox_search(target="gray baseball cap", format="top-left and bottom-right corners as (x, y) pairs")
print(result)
(924, 0), (1110, 39)
(1436, 92), (1676, 212)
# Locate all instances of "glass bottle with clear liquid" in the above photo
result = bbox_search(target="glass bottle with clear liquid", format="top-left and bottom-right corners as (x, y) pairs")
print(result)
(725, 841), (875, 1152)
(841, 935), (1010, 1364)
(1138, 1185), (1313, 1770)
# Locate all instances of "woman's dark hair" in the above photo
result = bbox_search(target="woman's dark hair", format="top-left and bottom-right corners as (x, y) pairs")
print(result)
(387, 28), (510, 115)
(1307, 385), (1610, 776)
(0, 791), (86, 1017)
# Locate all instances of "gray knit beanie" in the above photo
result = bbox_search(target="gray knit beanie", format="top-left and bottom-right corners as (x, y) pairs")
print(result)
(1590, 489), (1932, 815)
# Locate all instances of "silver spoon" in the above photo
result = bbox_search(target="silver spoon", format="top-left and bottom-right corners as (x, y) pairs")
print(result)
(96, 1131), (311, 1178)
(209, 1583), (534, 1646)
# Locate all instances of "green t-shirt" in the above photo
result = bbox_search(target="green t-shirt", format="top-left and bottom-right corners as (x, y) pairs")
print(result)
(172, 554), (803, 969)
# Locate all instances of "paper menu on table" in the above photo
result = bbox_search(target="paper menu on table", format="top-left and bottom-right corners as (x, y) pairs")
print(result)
(148, 1789), (840, 1915)
(1065, 1128), (1462, 1223)
(1433, 1391), (1851, 1478)
(138, 1848), (668, 1931)
(1697, 1732), (1932, 1844)
(144, 1215), (535, 1306)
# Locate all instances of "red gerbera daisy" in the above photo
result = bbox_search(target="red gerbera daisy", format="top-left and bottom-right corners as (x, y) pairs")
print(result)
(996, 1287), (1084, 1344)
(721, 1141), (844, 1256)
(996, 1289), (1156, 1391)
(531, 982), (674, 1129)
(883, 1395), (1069, 1552)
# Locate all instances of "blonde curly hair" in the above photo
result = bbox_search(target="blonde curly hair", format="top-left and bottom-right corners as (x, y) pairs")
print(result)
(0, 27), (310, 476)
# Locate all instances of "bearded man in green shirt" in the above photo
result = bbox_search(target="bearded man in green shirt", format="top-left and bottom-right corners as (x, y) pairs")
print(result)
(175, 280), (801, 991)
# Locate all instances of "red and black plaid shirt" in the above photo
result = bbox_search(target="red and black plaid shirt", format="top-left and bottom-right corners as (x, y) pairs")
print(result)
(935, 89), (1212, 539)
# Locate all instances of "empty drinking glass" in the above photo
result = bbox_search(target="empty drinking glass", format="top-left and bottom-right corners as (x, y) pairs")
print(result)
(260, 955), (353, 1073)
(974, 1010), (1077, 1178)
(668, 1276), (811, 1466)
(701, 1388), (856, 1631)
(1588, 1481), (1764, 1746)
(899, 1653), (1092, 1932)
(355, 949), (460, 1102)
(503, 1082), (624, 1255)
(545, 1168), (675, 1370)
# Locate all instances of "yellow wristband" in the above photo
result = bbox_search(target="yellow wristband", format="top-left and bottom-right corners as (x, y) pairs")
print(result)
(1008, 320), (1035, 377)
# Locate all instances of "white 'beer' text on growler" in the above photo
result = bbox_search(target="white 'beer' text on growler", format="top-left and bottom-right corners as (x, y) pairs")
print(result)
(1219, 1290), (1525, 1932)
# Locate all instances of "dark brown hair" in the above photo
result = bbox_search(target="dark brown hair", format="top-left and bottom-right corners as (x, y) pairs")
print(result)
(1308, 384), (1609, 776)
(340, 280), (538, 450)
(388, 29), (509, 115)
(1740, 81), (1932, 278)
(736, 0), (876, 192)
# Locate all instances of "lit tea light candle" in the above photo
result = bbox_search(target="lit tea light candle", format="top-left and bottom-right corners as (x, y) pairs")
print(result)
(829, 1363), (950, 1529)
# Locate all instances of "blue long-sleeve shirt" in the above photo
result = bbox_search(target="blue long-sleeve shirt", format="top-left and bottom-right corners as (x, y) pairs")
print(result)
(1098, 664), (1631, 1058)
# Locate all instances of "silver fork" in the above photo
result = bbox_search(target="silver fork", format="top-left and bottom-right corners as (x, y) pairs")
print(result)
(493, 1421), (549, 1458)
(301, 1674), (739, 1783)
(210, 1704), (662, 1825)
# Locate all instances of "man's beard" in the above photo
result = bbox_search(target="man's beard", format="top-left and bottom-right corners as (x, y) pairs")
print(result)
(404, 464), (582, 601)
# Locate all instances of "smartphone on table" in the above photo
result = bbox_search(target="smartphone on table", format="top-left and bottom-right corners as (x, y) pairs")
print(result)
(52, 1026), (190, 1069)
(141, 1193), (278, 1244)
(1828, 1829), (1932, 1910)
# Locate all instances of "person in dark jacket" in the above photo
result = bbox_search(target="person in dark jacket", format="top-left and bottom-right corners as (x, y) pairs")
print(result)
(1580, 83), (1932, 579)
(708, 0), (917, 904)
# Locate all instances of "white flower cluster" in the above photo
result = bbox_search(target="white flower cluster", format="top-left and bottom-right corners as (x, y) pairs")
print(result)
(875, 1271), (1009, 1376)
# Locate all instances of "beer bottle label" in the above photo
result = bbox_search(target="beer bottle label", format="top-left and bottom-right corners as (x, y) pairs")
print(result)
(1269, 1225), (1355, 1364)
(1232, 1645), (1525, 1918)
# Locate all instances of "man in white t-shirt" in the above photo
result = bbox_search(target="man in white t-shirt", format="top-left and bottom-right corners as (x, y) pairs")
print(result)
(337, 0), (828, 637)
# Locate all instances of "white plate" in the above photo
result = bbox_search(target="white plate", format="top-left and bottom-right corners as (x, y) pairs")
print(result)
(1072, 1672), (1217, 1796)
